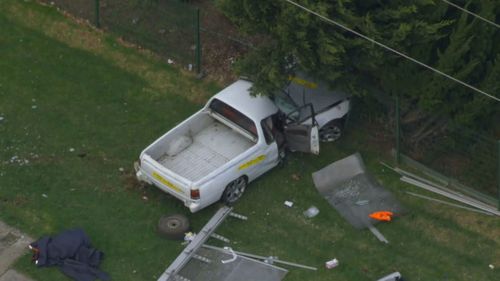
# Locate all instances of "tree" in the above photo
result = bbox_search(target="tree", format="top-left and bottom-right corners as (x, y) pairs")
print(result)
(217, 0), (500, 137)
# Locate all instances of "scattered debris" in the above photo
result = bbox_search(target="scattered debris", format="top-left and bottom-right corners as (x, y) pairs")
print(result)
(400, 176), (500, 216)
(210, 233), (230, 243)
(69, 148), (75, 152)
(406, 191), (493, 216)
(383, 161), (497, 207)
(0, 116), (4, 122)
(167, 59), (174, 64)
(184, 232), (196, 243)
(220, 247), (237, 264)
(312, 153), (403, 243)
(355, 200), (369, 206)
(228, 212), (248, 220)
(325, 258), (339, 269)
(264, 256), (278, 265)
(158, 207), (290, 281)
(368, 225), (389, 244)
(142, 196), (148, 201)
(31, 105), (37, 109)
(376, 271), (403, 281)
(119, 167), (125, 172)
(42, 194), (48, 198)
(284, 201), (294, 207)
(303, 206), (319, 218)
(192, 254), (211, 264)
(369, 211), (393, 222)
(203, 244), (318, 271)
(489, 264), (494, 269)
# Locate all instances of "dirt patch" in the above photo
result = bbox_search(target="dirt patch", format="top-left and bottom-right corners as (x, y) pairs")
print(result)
(121, 172), (144, 192)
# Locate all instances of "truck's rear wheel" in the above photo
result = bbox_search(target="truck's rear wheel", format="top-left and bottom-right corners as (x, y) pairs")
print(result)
(221, 177), (247, 205)
(158, 214), (190, 240)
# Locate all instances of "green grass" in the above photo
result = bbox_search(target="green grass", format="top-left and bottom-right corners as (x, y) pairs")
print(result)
(0, 1), (498, 281)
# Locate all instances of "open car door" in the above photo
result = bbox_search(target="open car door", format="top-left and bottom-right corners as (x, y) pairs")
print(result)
(283, 104), (320, 155)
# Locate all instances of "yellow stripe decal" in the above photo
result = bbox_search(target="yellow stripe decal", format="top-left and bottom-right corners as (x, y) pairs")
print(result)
(289, 76), (318, 89)
(239, 155), (266, 170)
(152, 172), (183, 194)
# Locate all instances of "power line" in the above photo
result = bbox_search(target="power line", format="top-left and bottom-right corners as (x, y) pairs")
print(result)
(283, 0), (500, 102)
(440, 0), (500, 30)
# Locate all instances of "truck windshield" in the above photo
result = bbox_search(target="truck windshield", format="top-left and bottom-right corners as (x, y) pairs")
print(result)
(272, 91), (300, 122)
(209, 99), (257, 138)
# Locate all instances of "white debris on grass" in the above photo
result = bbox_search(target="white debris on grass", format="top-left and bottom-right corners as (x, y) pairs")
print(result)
(69, 148), (75, 152)
(0, 116), (4, 122)
(4, 151), (39, 166)
(42, 194), (48, 198)
(31, 105), (37, 109)
(118, 167), (125, 172)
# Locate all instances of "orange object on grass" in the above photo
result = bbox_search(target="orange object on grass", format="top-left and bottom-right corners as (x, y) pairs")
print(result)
(369, 211), (394, 221)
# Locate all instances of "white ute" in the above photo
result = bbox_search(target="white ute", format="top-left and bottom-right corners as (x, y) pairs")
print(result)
(135, 78), (350, 212)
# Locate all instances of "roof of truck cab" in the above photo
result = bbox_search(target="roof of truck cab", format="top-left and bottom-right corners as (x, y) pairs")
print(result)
(211, 80), (279, 121)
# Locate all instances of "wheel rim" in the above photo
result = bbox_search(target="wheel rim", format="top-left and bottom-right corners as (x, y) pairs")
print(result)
(225, 178), (246, 203)
(167, 219), (180, 229)
(320, 125), (341, 142)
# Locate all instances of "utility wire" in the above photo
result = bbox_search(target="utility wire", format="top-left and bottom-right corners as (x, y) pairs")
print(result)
(283, 0), (500, 102)
(440, 0), (500, 30)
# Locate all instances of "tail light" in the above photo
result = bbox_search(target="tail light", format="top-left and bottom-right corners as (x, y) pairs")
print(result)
(190, 189), (200, 200)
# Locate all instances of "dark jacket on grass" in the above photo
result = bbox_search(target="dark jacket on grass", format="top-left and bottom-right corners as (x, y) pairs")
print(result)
(30, 228), (110, 281)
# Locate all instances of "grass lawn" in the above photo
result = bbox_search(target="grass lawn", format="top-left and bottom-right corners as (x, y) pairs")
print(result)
(0, 1), (498, 281)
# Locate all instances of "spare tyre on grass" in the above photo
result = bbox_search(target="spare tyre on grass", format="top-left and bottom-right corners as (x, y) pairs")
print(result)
(158, 214), (190, 240)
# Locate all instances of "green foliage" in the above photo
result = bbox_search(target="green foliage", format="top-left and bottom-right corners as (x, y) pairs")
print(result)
(217, 0), (500, 127)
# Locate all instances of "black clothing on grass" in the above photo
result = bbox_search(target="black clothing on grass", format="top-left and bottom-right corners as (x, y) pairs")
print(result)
(30, 228), (110, 281)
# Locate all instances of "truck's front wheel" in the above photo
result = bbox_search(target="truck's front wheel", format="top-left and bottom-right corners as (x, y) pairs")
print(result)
(221, 177), (247, 205)
(319, 119), (343, 142)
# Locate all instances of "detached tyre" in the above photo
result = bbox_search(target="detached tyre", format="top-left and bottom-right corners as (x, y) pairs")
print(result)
(158, 214), (190, 240)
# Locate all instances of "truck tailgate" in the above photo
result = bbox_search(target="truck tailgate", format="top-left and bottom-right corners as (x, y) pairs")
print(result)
(140, 154), (191, 199)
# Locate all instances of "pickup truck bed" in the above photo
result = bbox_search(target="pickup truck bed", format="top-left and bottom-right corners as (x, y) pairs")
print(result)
(156, 120), (254, 182)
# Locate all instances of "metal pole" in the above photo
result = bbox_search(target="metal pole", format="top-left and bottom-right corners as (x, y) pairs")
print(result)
(195, 8), (201, 75)
(157, 207), (233, 281)
(95, 0), (100, 28)
(395, 95), (401, 165)
(202, 244), (318, 271)
(497, 140), (500, 210)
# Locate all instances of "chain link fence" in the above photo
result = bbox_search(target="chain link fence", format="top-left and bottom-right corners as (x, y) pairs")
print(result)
(348, 89), (499, 209)
(393, 97), (499, 208)
(399, 121), (499, 205)
(40, 0), (253, 81)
